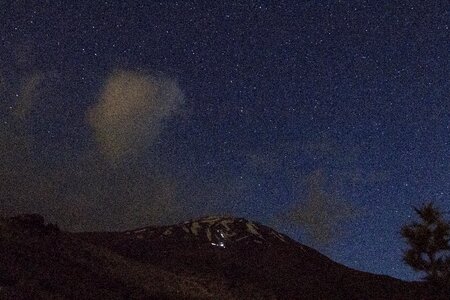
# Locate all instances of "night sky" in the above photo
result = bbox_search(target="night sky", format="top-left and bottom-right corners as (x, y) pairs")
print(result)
(1, 1), (449, 281)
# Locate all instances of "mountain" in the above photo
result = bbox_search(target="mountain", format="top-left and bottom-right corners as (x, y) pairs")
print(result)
(76, 215), (435, 299)
(0, 214), (438, 299)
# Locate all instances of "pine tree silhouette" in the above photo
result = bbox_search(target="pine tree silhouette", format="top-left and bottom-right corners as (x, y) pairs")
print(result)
(401, 203), (450, 296)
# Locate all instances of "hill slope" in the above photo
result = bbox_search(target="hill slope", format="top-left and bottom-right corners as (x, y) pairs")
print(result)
(0, 215), (233, 299)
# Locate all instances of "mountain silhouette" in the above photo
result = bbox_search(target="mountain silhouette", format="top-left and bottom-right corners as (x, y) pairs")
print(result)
(0, 214), (435, 299)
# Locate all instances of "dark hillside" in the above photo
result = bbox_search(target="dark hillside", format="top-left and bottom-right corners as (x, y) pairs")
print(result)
(0, 215), (233, 299)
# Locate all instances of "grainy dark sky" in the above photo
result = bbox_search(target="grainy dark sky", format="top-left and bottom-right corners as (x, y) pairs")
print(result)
(0, 0), (448, 281)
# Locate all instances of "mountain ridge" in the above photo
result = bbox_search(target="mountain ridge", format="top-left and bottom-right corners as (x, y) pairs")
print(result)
(1, 213), (438, 299)
(75, 214), (435, 299)
(121, 215), (296, 249)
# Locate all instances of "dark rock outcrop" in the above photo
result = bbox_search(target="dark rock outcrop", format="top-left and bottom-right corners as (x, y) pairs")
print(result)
(8, 214), (59, 235)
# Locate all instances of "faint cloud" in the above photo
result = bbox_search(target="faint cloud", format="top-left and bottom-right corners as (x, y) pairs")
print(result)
(122, 176), (183, 228)
(0, 66), (187, 231)
(88, 70), (184, 163)
(6, 41), (40, 72)
(12, 73), (46, 120)
(302, 138), (336, 159)
(49, 163), (184, 231)
(288, 169), (359, 245)
(244, 141), (304, 174)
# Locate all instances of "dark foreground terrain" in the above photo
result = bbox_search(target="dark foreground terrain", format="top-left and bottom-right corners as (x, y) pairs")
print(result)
(0, 214), (438, 299)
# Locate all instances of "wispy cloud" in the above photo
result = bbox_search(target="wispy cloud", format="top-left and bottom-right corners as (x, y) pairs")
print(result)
(88, 70), (184, 163)
(288, 169), (358, 245)
(12, 73), (46, 120)
(0, 66), (188, 231)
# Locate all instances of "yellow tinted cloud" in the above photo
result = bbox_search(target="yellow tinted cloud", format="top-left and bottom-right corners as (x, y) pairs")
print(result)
(88, 70), (184, 163)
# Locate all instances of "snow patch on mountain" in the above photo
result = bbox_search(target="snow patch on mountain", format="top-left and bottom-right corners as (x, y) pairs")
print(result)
(123, 216), (292, 249)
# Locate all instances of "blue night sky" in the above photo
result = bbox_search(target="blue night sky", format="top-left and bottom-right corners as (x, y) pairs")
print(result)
(0, 1), (449, 281)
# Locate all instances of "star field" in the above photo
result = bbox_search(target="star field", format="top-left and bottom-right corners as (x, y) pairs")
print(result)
(0, 1), (449, 281)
